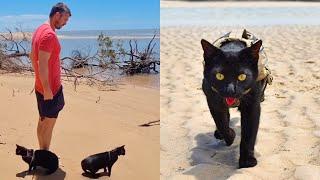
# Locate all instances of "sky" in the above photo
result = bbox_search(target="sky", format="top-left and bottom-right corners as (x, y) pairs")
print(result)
(0, 0), (159, 32)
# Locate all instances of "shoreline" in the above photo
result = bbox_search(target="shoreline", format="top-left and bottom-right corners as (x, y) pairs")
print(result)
(120, 73), (160, 89)
(0, 32), (160, 40)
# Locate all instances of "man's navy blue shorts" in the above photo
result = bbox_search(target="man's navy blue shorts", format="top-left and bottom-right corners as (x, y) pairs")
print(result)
(35, 86), (65, 119)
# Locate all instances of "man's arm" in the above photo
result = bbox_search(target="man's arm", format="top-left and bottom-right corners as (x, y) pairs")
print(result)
(38, 50), (53, 100)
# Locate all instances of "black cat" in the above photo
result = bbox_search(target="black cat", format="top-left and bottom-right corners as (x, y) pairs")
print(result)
(16, 144), (34, 165)
(81, 145), (125, 177)
(15, 144), (59, 174)
(201, 38), (265, 168)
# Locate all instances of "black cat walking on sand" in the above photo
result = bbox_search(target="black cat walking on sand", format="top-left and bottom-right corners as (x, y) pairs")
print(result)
(201, 30), (272, 168)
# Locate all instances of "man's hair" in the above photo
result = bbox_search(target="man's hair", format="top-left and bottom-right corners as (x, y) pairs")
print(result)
(49, 2), (71, 18)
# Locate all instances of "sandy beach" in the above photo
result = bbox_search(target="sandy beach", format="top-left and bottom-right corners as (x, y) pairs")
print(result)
(160, 2), (320, 180)
(0, 73), (159, 179)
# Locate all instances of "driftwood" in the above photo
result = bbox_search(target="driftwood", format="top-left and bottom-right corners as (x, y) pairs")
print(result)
(0, 27), (160, 90)
(139, 120), (160, 127)
(123, 33), (159, 74)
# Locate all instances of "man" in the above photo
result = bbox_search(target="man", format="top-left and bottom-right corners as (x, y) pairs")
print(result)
(30, 3), (71, 150)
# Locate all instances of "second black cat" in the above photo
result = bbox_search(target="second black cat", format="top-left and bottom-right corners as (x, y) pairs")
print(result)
(81, 145), (125, 177)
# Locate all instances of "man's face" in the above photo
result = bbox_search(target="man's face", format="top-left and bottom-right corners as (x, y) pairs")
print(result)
(53, 12), (70, 29)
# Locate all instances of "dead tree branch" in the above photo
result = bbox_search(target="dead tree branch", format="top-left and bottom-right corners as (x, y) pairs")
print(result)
(0, 27), (159, 91)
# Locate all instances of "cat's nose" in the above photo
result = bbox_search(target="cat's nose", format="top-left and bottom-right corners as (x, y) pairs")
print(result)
(226, 83), (236, 95)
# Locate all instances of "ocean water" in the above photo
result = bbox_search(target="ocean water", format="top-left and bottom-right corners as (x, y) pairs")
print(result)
(161, 7), (320, 27)
(57, 29), (160, 60)
(55, 29), (160, 88)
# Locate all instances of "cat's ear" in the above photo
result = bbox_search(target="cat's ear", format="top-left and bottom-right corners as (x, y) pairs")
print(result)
(248, 40), (262, 60)
(240, 40), (262, 62)
(201, 39), (221, 61)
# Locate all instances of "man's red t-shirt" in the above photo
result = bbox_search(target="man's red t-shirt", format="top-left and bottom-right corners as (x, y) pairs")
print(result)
(31, 23), (61, 95)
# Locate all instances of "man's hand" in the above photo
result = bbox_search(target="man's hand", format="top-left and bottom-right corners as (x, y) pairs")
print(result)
(38, 50), (52, 99)
(43, 89), (53, 100)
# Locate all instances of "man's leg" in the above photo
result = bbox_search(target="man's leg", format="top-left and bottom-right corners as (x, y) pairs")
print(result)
(37, 117), (57, 150)
(37, 117), (43, 148)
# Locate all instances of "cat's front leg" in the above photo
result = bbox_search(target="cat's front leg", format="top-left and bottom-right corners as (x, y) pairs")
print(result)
(107, 165), (112, 177)
(28, 161), (34, 173)
(207, 100), (235, 146)
(212, 111), (235, 146)
(214, 112), (231, 140)
(203, 81), (236, 146)
(239, 102), (260, 168)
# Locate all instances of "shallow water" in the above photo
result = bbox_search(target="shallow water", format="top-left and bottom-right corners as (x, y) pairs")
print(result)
(58, 29), (160, 60)
(161, 7), (320, 27)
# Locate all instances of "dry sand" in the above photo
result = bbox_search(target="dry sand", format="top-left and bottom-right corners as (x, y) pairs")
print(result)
(0, 73), (159, 179)
(160, 4), (320, 179)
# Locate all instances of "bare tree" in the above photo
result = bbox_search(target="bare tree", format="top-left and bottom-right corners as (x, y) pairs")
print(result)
(0, 27), (160, 90)
(0, 27), (32, 73)
(123, 33), (159, 74)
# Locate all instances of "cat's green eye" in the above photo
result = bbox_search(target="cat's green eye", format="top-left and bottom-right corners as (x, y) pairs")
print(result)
(238, 74), (247, 81)
(216, 73), (224, 80)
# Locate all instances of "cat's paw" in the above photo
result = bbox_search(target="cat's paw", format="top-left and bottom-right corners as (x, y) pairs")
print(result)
(214, 130), (224, 140)
(224, 128), (235, 146)
(239, 156), (257, 168)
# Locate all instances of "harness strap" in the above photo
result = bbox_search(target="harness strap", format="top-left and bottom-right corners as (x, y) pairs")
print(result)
(108, 151), (111, 160)
(243, 88), (251, 95)
(211, 86), (251, 95)
(211, 86), (218, 93)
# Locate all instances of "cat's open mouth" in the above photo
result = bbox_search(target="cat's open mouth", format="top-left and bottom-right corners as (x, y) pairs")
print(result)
(225, 97), (238, 106)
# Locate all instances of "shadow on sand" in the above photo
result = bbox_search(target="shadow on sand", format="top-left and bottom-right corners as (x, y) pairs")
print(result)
(16, 167), (66, 180)
(81, 171), (110, 179)
(183, 117), (242, 180)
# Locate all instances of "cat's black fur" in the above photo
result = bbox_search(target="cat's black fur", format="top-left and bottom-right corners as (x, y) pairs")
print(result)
(15, 144), (59, 174)
(81, 145), (125, 177)
(201, 38), (264, 168)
